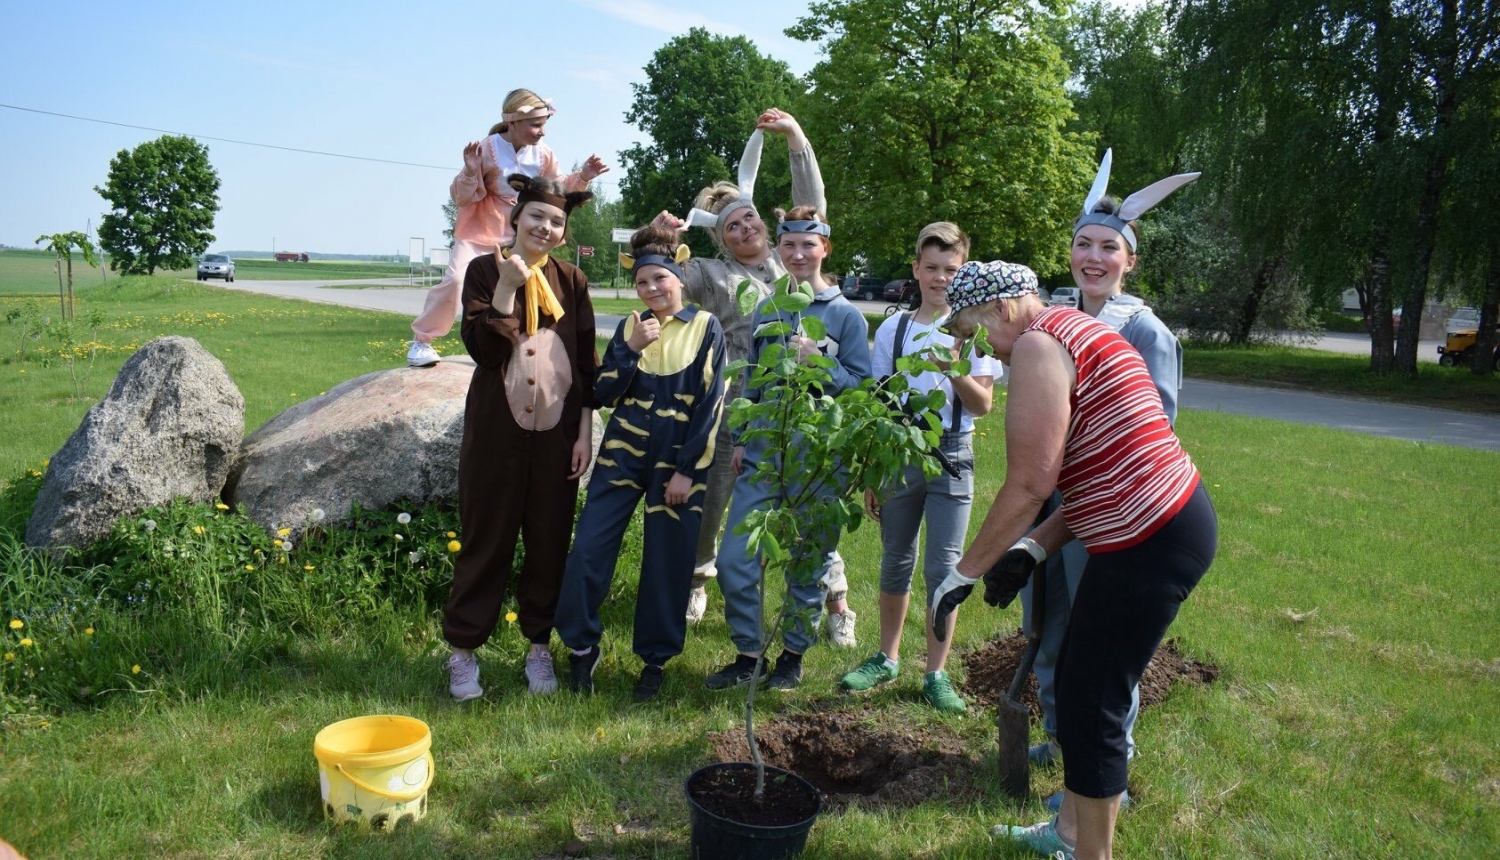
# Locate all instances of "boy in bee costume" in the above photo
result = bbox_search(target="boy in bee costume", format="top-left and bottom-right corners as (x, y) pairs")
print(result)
(556, 225), (727, 701)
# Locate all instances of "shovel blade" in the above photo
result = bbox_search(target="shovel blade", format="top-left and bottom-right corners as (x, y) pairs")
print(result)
(997, 698), (1031, 798)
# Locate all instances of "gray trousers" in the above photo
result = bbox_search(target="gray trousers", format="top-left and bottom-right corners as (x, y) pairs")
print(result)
(877, 432), (974, 604)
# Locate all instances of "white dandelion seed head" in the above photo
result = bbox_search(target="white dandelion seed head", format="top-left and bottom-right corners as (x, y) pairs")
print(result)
(409, 552), (421, 563)
(394, 533), (404, 542)
(311, 508), (326, 522)
(143, 520), (157, 532)
(396, 512), (412, 525)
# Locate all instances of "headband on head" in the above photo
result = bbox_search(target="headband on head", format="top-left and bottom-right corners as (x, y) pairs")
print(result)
(687, 130), (766, 246)
(619, 244), (692, 282)
(776, 219), (831, 238)
(510, 172), (591, 219)
(946, 260), (1039, 315)
(1073, 148), (1200, 251)
(502, 98), (556, 124)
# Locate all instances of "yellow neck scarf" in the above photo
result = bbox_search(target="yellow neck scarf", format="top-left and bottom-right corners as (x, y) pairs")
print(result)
(502, 249), (565, 335)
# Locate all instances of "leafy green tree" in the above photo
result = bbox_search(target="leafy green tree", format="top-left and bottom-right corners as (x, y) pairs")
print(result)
(34, 231), (99, 320)
(786, 0), (1094, 279)
(441, 199), (457, 244)
(617, 28), (799, 260)
(557, 175), (628, 286)
(95, 135), (221, 276)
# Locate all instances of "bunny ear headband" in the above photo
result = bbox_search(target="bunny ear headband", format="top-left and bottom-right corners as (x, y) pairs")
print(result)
(619, 243), (693, 281)
(1074, 148), (1201, 251)
(684, 130), (766, 242)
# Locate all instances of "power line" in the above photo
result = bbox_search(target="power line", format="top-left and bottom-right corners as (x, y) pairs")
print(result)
(2, 101), (623, 188)
(2, 102), (455, 170)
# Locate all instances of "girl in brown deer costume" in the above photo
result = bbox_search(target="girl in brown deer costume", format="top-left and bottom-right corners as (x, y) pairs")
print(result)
(442, 173), (598, 701)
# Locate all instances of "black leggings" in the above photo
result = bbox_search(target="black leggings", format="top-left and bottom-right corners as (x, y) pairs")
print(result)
(1056, 482), (1217, 798)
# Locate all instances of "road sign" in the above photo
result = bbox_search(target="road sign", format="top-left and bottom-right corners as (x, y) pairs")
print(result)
(611, 228), (634, 244)
(578, 246), (595, 258)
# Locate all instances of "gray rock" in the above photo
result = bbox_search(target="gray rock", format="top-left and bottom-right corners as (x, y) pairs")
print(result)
(226, 357), (606, 535)
(26, 336), (245, 553)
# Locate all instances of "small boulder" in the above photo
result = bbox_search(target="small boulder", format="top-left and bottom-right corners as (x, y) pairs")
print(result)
(27, 336), (245, 553)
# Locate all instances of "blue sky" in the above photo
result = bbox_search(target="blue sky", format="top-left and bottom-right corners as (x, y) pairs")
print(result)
(1, 0), (827, 256)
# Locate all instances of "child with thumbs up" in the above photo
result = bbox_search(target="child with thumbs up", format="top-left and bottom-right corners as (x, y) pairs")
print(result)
(554, 225), (727, 702)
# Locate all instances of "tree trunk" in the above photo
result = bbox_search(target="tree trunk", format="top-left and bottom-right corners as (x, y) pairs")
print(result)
(55, 253), (66, 319)
(1471, 250), (1499, 377)
(1364, 0), (1399, 374)
(65, 255), (75, 320)
(1233, 259), (1272, 344)
(1365, 249), (1396, 373)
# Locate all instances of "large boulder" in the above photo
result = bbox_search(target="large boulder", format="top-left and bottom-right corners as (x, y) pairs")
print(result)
(225, 360), (474, 535)
(27, 336), (245, 553)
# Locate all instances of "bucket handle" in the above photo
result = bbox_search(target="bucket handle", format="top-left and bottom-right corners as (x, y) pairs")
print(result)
(334, 757), (434, 803)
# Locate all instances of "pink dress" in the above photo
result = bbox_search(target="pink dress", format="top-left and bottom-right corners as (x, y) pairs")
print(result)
(411, 135), (588, 342)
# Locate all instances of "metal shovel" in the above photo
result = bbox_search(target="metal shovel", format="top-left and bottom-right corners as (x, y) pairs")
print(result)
(998, 561), (1046, 798)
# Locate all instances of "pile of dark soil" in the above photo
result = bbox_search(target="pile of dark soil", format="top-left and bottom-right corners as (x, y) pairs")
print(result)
(960, 631), (1221, 711)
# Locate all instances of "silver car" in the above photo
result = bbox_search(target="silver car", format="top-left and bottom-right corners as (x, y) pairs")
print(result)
(1048, 287), (1080, 308)
(197, 254), (235, 282)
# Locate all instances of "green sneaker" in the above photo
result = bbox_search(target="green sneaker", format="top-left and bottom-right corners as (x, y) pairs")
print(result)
(840, 652), (898, 691)
(922, 670), (967, 712)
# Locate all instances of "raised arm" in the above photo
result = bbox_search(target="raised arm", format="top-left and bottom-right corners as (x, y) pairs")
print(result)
(758, 108), (827, 215)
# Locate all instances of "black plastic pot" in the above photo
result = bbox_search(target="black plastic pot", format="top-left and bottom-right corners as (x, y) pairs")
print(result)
(685, 762), (822, 860)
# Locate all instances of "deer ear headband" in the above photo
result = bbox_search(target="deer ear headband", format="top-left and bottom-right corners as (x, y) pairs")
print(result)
(683, 130), (766, 243)
(619, 243), (693, 282)
(1073, 149), (1200, 251)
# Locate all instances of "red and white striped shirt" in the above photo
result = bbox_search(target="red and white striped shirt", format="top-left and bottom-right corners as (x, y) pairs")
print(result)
(1025, 306), (1199, 552)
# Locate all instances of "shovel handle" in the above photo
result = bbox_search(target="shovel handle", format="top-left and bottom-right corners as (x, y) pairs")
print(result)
(1006, 561), (1047, 705)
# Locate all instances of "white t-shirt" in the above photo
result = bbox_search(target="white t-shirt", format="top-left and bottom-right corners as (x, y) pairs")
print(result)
(872, 311), (1000, 434)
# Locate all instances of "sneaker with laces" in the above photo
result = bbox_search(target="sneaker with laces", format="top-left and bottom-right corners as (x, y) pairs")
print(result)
(569, 646), (601, 694)
(685, 586), (708, 625)
(705, 654), (766, 690)
(446, 652), (483, 702)
(525, 649), (558, 696)
(922, 670), (967, 712)
(767, 652), (803, 690)
(407, 340), (440, 368)
(1030, 738), (1062, 768)
(840, 652), (898, 691)
(825, 608), (858, 648)
(634, 664), (665, 701)
(992, 818), (1068, 857)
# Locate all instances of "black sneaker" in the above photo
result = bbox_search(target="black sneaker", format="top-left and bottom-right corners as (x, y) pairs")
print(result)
(705, 654), (766, 690)
(767, 651), (803, 690)
(634, 664), (665, 701)
(568, 646), (600, 694)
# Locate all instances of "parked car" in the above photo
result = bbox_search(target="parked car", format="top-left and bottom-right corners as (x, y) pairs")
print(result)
(1048, 287), (1080, 309)
(883, 279), (917, 305)
(1438, 328), (1500, 369)
(841, 276), (888, 301)
(197, 254), (235, 282)
(1445, 307), (1480, 333)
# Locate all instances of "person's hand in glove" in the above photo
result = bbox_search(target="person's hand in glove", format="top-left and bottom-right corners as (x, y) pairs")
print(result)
(930, 568), (981, 641)
(984, 536), (1047, 607)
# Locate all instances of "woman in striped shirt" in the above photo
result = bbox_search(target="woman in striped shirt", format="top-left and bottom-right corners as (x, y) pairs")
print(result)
(931, 259), (1217, 860)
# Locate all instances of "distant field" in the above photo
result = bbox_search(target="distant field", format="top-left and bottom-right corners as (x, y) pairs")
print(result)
(0, 249), (410, 295)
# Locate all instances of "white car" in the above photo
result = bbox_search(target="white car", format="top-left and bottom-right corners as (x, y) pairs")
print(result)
(1048, 287), (1080, 309)
(1445, 307), (1479, 333)
(197, 254), (235, 282)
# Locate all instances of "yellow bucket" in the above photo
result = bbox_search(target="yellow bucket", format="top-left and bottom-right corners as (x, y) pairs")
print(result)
(313, 715), (434, 831)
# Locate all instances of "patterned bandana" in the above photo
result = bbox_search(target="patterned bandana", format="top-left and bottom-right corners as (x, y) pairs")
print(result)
(945, 260), (1038, 315)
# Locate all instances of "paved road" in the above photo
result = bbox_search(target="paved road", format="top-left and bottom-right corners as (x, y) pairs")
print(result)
(217, 278), (1499, 452)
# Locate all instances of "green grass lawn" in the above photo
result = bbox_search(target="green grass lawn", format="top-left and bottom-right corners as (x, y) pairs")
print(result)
(0, 276), (1497, 858)
(0, 249), (412, 297)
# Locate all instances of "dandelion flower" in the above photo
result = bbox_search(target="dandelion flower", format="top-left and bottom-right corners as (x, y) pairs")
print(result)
(394, 533), (404, 542)
(409, 551), (421, 563)
(447, 531), (457, 539)
(3, 653), (12, 662)
(20, 638), (33, 647)
(132, 664), (141, 674)
(245, 564), (255, 571)
(505, 611), (518, 623)
(193, 525), (205, 535)
(85, 627), (94, 635)
(277, 527), (291, 537)
(144, 519), (157, 532)
(448, 540), (462, 553)
(304, 564), (315, 571)
(397, 512), (412, 525)
(8, 619), (21, 630)
(215, 503), (230, 511)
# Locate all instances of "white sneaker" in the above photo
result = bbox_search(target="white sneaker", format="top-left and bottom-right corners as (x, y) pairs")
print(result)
(826, 608), (858, 648)
(525, 649), (559, 695)
(685, 585), (708, 625)
(407, 340), (440, 368)
(447, 652), (482, 702)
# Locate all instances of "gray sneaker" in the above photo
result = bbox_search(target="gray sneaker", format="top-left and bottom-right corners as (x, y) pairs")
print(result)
(825, 608), (858, 648)
(446, 652), (482, 702)
(685, 585), (708, 625)
(525, 649), (558, 696)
